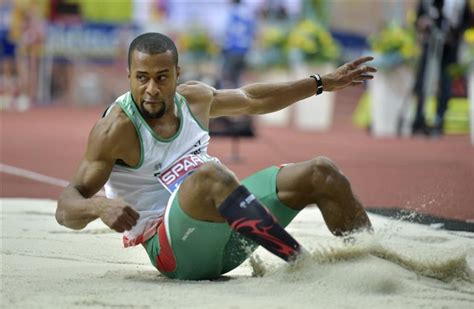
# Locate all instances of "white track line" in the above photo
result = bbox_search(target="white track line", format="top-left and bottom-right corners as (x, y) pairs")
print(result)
(0, 163), (70, 187)
(0, 163), (106, 195)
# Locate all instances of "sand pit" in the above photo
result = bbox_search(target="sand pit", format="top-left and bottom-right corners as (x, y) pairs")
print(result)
(1, 198), (473, 308)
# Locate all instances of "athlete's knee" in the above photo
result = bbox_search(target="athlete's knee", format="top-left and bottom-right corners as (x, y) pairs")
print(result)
(194, 162), (239, 189)
(309, 156), (349, 190)
(178, 163), (240, 221)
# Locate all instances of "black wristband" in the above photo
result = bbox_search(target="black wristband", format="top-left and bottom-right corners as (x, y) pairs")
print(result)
(310, 74), (323, 95)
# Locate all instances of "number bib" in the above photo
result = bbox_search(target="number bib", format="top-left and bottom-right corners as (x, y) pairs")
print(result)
(157, 154), (220, 193)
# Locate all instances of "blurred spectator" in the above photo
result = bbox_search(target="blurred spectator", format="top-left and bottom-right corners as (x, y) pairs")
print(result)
(211, 0), (257, 160)
(412, 0), (471, 137)
(9, 0), (47, 110)
(48, 0), (82, 104)
(0, 1), (16, 110)
(220, 0), (256, 89)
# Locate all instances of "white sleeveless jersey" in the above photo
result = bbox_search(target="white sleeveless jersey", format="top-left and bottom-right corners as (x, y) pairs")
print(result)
(104, 92), (218, 247)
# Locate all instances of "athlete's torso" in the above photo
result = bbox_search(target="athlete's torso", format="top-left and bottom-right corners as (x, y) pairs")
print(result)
(104, 91), (218, 247)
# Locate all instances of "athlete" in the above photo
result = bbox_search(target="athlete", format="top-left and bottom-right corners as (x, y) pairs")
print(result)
(56, 32), (376, 280)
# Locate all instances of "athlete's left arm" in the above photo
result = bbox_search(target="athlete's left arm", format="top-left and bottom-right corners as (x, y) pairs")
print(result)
(209, 56), (376, 118)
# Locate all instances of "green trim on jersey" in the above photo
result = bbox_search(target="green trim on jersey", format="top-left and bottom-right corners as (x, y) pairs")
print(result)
(144, 165), (300, 280)
(177, 93), (209, 132)
(116, 99), (145, 169)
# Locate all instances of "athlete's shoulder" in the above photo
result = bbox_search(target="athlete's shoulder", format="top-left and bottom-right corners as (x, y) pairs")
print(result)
(177, 81), (215, 106)
(101, 104), (133, 135)
(89, 105), (135, 157)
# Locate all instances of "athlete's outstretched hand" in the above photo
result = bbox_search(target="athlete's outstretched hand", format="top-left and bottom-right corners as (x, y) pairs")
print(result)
(321, 56), (377, 92)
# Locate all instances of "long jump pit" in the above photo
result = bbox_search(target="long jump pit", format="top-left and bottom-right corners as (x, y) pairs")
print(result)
(1, 198), (473, 308)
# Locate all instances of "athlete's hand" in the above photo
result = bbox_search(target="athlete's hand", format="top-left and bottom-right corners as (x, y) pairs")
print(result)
(99, 199), (140, 233)
(321, 56), (377, 92)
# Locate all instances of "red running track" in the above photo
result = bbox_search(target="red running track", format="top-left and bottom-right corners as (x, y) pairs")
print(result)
(1, 87), (473, 226)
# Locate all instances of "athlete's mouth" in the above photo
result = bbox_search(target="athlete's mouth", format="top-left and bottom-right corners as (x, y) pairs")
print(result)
(143, 99), (163, 105)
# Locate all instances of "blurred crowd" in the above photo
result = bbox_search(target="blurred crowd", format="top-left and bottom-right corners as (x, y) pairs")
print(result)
(1, 0), (473, 139)
(0, 0), (305, 111)
(1, 0), (46, 111)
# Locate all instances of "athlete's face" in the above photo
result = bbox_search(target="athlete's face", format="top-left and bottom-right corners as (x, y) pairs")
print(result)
(128, 50), (180, 119)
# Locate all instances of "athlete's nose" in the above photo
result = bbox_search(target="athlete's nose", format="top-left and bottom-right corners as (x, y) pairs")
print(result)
(146, 79), (160, 97)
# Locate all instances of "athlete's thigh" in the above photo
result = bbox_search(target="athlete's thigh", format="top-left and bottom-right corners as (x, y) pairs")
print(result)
(241, 165), (300, 225)
(176, 168), (222, 223)
(177, 162), (238, 223)
(151, 188), (233, 280)
(276, 160), (318, 210)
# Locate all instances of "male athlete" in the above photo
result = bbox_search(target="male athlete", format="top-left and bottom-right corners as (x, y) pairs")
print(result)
(56, 32), (376, 280)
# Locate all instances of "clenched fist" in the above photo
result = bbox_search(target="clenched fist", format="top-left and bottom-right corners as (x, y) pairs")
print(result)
(99, 199), (140, 233)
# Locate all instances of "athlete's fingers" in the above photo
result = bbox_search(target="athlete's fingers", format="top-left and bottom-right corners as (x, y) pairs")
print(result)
(117, 217), (133, 231)
(121, 212), (137, 227)
(363, 66), (377, 73)
(111, 223), (125, 233)
(352, 65), (376, 77)
(353, 74), (374, 82)
(124, 206), (140, 221)
(351, 56), (374, 67)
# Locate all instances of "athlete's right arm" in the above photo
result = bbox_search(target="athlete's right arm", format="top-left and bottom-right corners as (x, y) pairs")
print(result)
(56, 115), (139, 232)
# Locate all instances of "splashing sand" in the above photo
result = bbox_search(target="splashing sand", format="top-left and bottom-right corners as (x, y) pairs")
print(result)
(2, 199), (474, 308)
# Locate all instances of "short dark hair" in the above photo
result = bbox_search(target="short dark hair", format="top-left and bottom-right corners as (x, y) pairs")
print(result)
(128, 32), (179, 68)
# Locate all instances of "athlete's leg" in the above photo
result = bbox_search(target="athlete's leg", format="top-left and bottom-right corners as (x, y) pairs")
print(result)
(178, 162), (303, 261)
(146, 188), (231, 280)
(276, 156), (372, 236)
(221, 166), (301, 273)
(178, 162), (238, 223)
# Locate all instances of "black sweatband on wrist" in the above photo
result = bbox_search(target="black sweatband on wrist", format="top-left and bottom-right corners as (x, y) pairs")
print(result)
(310, 74), (323, 95)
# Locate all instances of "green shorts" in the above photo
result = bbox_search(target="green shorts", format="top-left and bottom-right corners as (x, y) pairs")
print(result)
(144, 165), (300, 280)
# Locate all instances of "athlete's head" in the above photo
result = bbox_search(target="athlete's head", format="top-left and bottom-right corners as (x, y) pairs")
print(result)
(128, 32), (180, 119)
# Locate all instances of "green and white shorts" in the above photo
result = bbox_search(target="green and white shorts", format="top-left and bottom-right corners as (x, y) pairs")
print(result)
(144, 166), (300, 280)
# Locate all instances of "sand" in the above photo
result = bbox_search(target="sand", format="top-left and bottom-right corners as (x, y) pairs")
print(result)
(1, 198), (473, 308)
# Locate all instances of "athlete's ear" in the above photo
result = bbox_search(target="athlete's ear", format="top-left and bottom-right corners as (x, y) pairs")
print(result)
(127, 67), (130, 80)
(176, 66), (181, 83)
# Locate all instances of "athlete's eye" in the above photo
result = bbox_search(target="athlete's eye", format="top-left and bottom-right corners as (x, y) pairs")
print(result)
(137, 75), (147, 82)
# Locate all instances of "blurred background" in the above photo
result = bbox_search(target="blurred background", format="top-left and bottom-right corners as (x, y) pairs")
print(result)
(1, 0), (473, 137)
(1, 0), (473, 230)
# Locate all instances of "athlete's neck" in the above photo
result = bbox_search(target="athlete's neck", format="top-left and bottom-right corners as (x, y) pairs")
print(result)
(147, 103), (180, 139)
